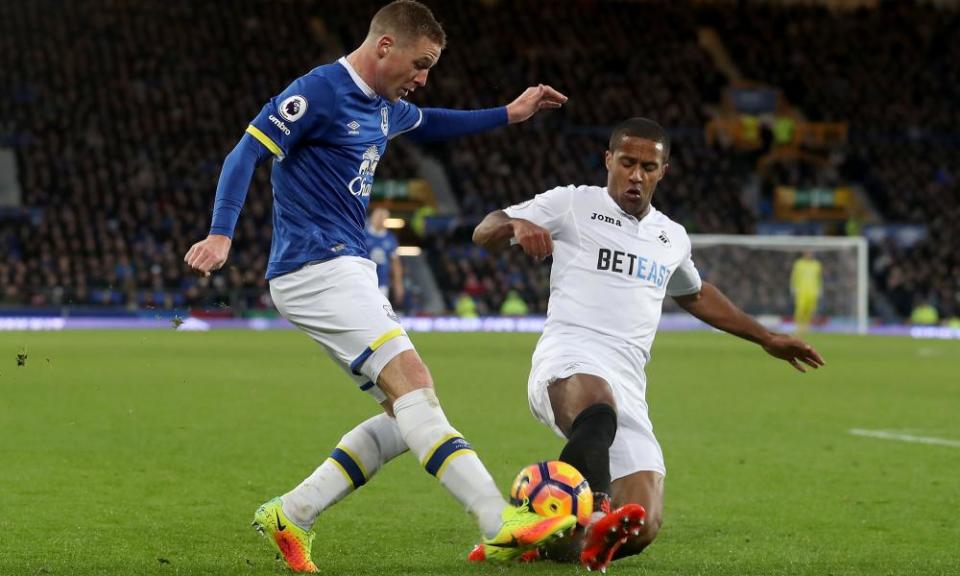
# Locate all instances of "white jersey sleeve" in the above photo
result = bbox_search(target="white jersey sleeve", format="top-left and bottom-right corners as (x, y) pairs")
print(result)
(665, 239), (702, 297)
(503, 185), (575, 234)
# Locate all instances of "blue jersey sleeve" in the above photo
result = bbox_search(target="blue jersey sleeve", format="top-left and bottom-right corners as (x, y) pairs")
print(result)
(404, 107), (508, 142)
(388, 100), (424, 140)
(209, 133), (273, 238)
(247, 72), (334, 160)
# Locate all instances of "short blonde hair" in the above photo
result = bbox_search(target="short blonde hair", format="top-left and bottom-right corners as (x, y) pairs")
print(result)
(368, 0), (446, 48)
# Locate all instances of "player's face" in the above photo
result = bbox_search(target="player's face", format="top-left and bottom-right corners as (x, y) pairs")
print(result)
(604, 136), (668, 218)
(375, 35), (442, 102)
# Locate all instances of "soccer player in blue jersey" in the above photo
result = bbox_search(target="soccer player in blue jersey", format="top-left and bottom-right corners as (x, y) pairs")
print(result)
(365, 207), (403, 306)
(183, 0), (573, 571)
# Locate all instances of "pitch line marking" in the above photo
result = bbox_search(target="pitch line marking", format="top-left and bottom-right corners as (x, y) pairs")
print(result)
(849, 429), (960, 448)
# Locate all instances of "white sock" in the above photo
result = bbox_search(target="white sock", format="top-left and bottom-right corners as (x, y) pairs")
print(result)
(281, 413), (408, 529)
(392, 388), (506, 538)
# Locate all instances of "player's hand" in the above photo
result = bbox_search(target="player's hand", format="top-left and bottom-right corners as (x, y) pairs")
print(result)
(184, 234), (232, 277)
(506, 84), (568, 124)
(511, 219), (553, 260)
(761, 333), (825, 373)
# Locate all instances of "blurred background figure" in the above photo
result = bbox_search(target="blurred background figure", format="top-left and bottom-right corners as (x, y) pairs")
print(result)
(365, 207), (404, 309)
(910, 298), (939, 326)
(455, 292), (478, 318)
(791, 250), (822, 332)
(499, 289), (529, 317)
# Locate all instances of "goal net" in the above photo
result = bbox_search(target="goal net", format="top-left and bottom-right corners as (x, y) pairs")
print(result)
(665, 235), (868, 334)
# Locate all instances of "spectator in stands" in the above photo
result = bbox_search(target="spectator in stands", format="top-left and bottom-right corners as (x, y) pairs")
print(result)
(910, 299), (939, 326)
(455, 292), (478, 318)
(499, 290), (529, 317)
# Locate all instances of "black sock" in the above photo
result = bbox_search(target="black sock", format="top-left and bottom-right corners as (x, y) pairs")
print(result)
(558, 403), (617, 495)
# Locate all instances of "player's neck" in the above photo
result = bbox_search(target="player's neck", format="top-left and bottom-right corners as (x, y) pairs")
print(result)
(345, 44), (378, 92)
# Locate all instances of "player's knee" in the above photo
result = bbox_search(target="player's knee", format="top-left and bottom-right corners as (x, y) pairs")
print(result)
(549, 375), (616, 434)
(378, 350), (434, 400)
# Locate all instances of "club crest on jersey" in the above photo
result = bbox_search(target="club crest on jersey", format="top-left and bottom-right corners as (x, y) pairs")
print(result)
(279, 95), (307, 122)
(383, 304), (400, 323)
(657, 230), (671, 247)
(348, 145), (381, 197)
(380, 106), (389, 136)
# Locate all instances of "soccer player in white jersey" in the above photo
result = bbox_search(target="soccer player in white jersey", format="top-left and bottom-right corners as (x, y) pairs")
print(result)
(184, 1), (575, 571)
(472, 117), (825, 571)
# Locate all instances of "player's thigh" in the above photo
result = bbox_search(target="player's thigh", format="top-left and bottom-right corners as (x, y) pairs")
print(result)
(269, 257), (413, 401)
(611, 470), (664, 546)
(528, 353), (617, 438)
(547, 373), (617, 436)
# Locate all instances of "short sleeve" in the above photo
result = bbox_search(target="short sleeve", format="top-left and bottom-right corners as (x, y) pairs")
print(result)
(247, 73), (334, 160)
(388, 100), (424, 140)
(666, 240), (703, 297)
(503, 186), (575, 234)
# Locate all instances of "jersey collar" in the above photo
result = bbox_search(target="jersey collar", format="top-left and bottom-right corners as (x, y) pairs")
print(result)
(602, 187), (657, 223)
(338, 57), (377, 99)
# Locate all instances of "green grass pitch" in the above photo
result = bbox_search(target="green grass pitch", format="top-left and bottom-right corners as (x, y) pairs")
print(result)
(1, 330), (958, 575)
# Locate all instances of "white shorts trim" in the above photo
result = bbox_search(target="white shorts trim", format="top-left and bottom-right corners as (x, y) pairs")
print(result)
(269, 257), (413, 403)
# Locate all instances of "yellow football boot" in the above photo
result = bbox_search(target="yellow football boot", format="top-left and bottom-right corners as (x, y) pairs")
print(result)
(252, 497), (318, 573)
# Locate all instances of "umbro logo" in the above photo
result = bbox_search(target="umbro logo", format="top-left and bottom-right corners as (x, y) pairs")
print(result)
(346, 120), (360, 135)
(268, 115), (291, 136)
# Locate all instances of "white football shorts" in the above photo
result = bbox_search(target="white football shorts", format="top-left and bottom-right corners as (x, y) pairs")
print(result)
(527, 335), (665, 479)
(269, 256), (413, 403)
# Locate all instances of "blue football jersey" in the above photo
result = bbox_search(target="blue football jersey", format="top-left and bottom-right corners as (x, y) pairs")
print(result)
(364, 228), (399, 287)
(246, 58), (422, 279)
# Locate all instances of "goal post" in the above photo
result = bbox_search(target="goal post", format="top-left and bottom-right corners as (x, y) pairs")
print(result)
(683, 235), (869, 334)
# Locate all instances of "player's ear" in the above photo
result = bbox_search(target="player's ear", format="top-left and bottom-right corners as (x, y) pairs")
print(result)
(660, 162), (670, 179)
(604, 150), (613, 172)
(377, 35), (394, 58)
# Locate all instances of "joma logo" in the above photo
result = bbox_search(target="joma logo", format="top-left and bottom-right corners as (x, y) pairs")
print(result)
(591, 212), (622, 227)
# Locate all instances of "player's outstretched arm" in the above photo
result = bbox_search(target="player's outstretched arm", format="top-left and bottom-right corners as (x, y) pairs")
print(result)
(674, 281), (825, 373)
(183, 133), (271, 277)
(406, 85), (567, 143)
(473, 210), (553, 259)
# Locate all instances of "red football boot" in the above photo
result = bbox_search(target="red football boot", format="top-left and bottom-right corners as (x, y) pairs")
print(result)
(580, 494), (645, 573)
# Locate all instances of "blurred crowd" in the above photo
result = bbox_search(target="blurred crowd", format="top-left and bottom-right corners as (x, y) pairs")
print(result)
(1, 0), (956, 322)
(0, 0), (418, 310)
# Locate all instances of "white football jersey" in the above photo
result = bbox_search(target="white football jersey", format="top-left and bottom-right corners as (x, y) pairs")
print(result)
(504, 185), (702, 365)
